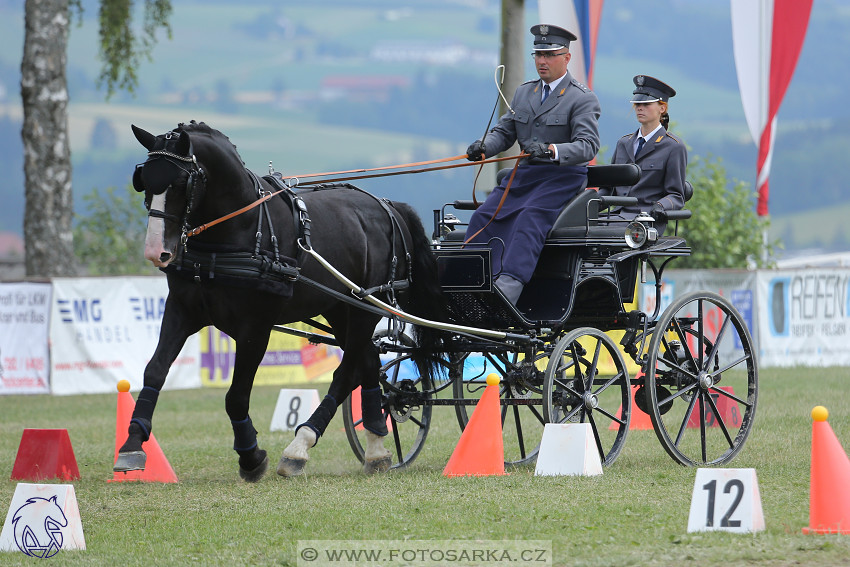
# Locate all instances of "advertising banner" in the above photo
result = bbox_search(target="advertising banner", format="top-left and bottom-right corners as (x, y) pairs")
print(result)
(49, 277), (199, 395)
(0, 283), (51, 395)
(758, 269), (850, 367)
(200, 322), (340, 388)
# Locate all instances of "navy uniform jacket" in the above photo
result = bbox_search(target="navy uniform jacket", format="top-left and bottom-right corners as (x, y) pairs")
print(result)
(602, 127), (687, 215)
(466, 71), (600, 286)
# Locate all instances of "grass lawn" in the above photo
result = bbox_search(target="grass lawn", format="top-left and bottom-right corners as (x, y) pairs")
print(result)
(1, 367), (850, 566)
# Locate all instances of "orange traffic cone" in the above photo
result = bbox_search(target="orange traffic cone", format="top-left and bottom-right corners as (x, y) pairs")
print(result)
(109, 380), (178, 483)
(803, 406), (850, 534)
(610, 384), (653, 431)
(443, 374), (506, 477)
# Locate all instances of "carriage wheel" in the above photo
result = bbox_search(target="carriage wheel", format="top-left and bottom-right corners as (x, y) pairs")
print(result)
(542, 328), (631, 466)
(342, 331), (434, 471)
(644, 291), (758, 466)
(451, 346), (548, 467)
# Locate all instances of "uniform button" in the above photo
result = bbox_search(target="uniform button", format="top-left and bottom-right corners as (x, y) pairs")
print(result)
(535, 122), (539, 127)
(533, 136), (538, 141)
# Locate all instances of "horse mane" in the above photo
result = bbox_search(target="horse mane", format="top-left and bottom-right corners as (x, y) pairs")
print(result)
(176, 120), (245, 166)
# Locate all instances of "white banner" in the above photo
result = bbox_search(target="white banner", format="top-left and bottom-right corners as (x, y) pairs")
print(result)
(0, 283), (52, 395)
(757, 269), (850, 367)
(49, 277), (199, 395)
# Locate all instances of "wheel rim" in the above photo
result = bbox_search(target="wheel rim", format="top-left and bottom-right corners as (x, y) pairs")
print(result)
(452, 349), (547, 467)
(542, 328), (631, 466)
(645, 291), (758, 466)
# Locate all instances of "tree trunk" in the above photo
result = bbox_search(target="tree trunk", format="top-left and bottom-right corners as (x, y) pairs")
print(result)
(498, 0), (524, 160)
(499, 0), (525, 118)
(22, 0), (75, 277)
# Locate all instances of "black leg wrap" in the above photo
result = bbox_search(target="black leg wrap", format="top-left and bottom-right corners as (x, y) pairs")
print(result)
(131, 386), (160, 439)
(231, 416), (258, 451)
(302, 394), (337, 439)
(361, 386), (388, 436)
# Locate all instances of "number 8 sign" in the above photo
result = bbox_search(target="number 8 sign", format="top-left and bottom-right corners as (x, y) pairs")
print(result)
(270, 389), (321, 432)
(687, 468), (765, 533)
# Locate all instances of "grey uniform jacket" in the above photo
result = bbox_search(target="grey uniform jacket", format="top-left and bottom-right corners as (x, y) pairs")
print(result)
(481, 71), (600, 166)
(603, 127), (687, 214)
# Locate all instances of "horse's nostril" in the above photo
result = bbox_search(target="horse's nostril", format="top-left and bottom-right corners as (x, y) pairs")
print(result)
(160, 252), (172, 263)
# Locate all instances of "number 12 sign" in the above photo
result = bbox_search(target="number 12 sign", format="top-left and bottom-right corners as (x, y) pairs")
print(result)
(687, 468), (765, 533)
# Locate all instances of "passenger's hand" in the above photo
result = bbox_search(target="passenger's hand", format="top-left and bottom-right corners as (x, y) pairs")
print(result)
(466, 141), (486, 162)
(525, 142), (553, 162)
(650, 203), (667, 220)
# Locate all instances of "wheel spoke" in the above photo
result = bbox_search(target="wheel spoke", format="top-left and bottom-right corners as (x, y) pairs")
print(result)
(673, 390), (699, 447)
(512, 404), (527, 460)
(657, 381), (699, 407)
(587, 411), (605, 461)
(703, 311), (731, 373)
(704, 390), (735, 448)
(710, 384), (751, 408)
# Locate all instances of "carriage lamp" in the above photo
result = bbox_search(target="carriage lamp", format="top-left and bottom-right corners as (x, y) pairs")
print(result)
(624, 213), (658, 249)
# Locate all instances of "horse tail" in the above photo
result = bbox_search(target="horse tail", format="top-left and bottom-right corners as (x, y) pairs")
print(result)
(391, 202), (448, 380)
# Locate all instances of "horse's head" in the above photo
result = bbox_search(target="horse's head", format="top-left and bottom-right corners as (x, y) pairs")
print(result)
(132, 123), (207, 267)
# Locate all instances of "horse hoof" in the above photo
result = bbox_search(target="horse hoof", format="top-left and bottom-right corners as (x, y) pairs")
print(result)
(363, 455), (392, 475)
(114, 451), (147, 472)
(239, 453), (269, 483)
(277, 456), (307, 477)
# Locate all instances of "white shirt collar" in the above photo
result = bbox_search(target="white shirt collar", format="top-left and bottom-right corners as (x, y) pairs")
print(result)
(638, 124), (663, 142)
(542, 73), (567, 99)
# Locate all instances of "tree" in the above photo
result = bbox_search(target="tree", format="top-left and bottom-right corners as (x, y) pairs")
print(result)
(676, 155), (780, 269)
(74, 184), (150, 275)
(22, 0), (171, 277)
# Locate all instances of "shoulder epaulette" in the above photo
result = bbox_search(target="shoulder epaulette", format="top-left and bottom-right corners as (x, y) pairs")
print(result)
(569, 78), (591, 93)
(665, 132), (681, 143)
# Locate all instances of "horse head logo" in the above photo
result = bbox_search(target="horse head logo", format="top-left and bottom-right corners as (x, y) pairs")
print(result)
(12, 496), (68, 558)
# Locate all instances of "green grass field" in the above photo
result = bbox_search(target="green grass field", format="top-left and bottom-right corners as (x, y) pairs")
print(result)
(2, 367), (850, 566)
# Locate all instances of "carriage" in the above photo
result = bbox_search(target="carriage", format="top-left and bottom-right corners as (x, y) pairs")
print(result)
(124, 122), (757, 481)
(340, 163), (758, 470)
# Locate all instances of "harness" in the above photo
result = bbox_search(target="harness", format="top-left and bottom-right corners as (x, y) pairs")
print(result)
(140, 140), (413, 304)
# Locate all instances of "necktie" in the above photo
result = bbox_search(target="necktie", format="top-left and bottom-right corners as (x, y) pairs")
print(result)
(542, 84), (550, 103)
(635, 136), (646, 159)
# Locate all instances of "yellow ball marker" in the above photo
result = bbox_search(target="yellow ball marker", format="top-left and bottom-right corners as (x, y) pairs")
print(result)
(486, 373), (500, 387)
(811, 406), (829, 422)
(117, 379), (131, 392)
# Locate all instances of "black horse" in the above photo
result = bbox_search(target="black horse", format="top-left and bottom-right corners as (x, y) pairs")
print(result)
(117, 121), (445, 481)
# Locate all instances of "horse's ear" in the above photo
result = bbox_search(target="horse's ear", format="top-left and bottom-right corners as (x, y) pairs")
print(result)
(132, 124), (157, 150)
(176, 130), (191, 157)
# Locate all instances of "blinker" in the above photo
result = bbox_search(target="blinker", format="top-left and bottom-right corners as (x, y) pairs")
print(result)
(137, 157), (183, 195)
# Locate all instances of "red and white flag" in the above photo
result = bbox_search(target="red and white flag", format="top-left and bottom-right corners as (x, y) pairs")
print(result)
(731, 0), (813, 216)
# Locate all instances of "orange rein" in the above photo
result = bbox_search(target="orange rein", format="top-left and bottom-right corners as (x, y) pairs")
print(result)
(184, 153), (525, 238)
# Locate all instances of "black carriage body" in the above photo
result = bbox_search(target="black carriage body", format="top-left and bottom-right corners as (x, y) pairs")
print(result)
(433, 182), (689, 333)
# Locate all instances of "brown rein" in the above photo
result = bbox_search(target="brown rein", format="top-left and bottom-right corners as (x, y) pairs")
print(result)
(184, 153), (525, 238)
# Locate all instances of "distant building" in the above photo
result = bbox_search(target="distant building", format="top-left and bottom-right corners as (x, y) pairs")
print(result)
(320, 76), (411, 103)
(370, 41), (496, 67)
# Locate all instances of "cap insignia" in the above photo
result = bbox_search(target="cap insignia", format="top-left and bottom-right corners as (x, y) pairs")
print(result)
(539, 25), (548, 34)
(636, 75), (645, 86)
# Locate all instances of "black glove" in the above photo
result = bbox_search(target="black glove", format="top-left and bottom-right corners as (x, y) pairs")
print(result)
(650, 203), (667, 220)
(525, 142), (553, 162)
(466, 140), (486, 162)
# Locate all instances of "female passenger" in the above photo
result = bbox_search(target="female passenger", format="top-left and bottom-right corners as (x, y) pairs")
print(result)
(601, 75), (687, 235)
